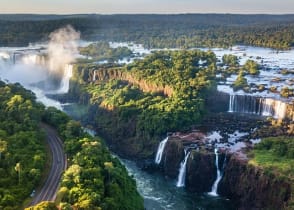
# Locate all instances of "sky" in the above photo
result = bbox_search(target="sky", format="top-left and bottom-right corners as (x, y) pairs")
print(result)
(1, 0), (294, 14)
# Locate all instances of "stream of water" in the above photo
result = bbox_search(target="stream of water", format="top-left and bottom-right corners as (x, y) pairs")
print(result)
(119, 158), (234, 210)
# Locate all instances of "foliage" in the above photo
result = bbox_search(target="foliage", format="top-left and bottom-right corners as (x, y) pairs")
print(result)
(243, 60), (260, 75)
(25, 201), (57, 210)
(0, 82), (46, 209)
(0, 81), (143, 209)
(232, 71), (248, 91)
(79, 41), (133, 62)
(71, 50), (217, 157)
(1, 14), (294, 49)
(280, 87), (294, 98)
(249, 136), (294, 209)
(222, 54), (239, 67)
(41, 108), (144, 210)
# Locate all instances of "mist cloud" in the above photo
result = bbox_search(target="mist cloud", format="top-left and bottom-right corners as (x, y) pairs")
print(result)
(47, 25), (80, 75)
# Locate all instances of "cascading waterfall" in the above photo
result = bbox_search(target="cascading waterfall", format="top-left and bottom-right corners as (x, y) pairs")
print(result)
(92, 70), (96, 81)
(58, 64), (73, 94)
(208, 148), (222, 196)
(228, 94), (287, 119)
(176, 149), (191, 187)
(228, 94), (235, 112)
(155, 137), (168, 164)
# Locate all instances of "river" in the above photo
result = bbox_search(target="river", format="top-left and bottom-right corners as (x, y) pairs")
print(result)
(1, 42), (293, 209)
(119, 158), (234, 210)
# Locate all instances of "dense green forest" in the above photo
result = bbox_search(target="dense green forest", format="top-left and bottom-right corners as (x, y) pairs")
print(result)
(0, 81), (143, 210)
(69, 50), (217, 157)
(1, 14), (294, 49)
(0, 81), (46, 209)
(39, 108), (143, 210)
(79, 42), (133, 62)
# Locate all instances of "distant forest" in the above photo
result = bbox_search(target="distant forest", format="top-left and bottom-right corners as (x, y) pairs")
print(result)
(1, 14), (294, 49)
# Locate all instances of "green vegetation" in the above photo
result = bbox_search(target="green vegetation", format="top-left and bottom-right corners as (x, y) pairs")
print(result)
(0, 81), (143, 210)
(249, 136), (294, 209)
(250, 137), (294, 175)
(70, 50), (217, 157)
(0, 81), (46, 210)
(79, 42), (133, 63)
(40, 107), (144, 210)
(243, 60), (260, 75)
(280, 87), (294, 98)
(1, 14), (294, 49)
(222, 54), (239, 67)
(232, 71), (248, 91)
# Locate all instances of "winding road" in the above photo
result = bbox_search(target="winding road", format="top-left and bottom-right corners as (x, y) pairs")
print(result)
(29, 123), (67, 206)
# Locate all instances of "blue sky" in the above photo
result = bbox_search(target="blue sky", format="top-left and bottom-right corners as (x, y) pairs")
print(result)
(1, 0), (294, 14)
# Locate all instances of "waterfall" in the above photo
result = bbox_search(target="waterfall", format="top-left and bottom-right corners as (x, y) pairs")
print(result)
(93, 70), (96, 81)
(208, 148), (222, 196)
(155, 137), (168, 164)
(228, 94), (235, 112)
(228, 94), (287, 119)
(58, 64), (73, 94)
(176, 149), (191, 187)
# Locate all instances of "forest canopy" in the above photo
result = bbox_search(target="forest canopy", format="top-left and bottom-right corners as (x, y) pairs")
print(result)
(0, 14), (294, 49)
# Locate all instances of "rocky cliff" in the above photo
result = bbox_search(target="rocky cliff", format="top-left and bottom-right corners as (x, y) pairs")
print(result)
(219, 155), (292, 210)
(92, 68), (173, 97)
(186, 150), (217, 192)
(160, 137), (292, 209)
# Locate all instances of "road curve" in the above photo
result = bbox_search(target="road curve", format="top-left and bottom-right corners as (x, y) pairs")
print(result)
(29, 123), (67, 206)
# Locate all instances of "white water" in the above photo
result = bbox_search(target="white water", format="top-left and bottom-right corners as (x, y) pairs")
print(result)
(92, 70), (96, 81)
(208, 148), (222, 196)
(57, 64), (73, 94)
(31, 87), (63, 110)
(176, 150), (191, 187)
(228, 94), (235, 113)
(119, 157), (233, 210)
(155, 137), (168, 164)
(228, 94), (287, 119)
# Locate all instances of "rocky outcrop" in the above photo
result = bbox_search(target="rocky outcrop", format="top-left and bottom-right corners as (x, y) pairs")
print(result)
(161, 137), (217, 191)
(92, 68), (174, 97)
(206, 91), (230, 113)
(162, 138), (184, 178)
(286, 102), (294, 122)
(218, 155), (292, 210)
(159, 136), (292, 209)
(186, 150), (217, 192)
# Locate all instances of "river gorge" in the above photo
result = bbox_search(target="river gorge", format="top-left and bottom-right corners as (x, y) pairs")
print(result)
(0, 41), (293, 209)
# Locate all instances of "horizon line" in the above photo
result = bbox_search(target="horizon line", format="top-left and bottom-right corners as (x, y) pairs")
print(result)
(1, 12), (294, 16)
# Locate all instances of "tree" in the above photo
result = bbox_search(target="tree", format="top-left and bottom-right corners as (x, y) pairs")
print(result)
(222, 54), (239, 67)
(243, 60), (260, 75)
(0, 140), (7, 160)
(14, 162), (21, 184)
(233, 71), (248, 90)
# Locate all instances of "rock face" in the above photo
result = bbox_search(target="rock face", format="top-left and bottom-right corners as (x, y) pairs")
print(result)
(162, 138), (184, 178)
(161, 137), (217, 191)
(205, 91), (230, 113)
(186, 150), (217, 192)
(218, 155), (292, 210)
(91, 67), (174, 97)
(161, 138), (292, 209)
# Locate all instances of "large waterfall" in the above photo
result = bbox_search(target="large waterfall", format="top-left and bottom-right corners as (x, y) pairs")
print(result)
(155, 137), (168, 164)
(208, 148), (222, 196)
(176, 149), (191, 187)
(58, 64), (73, 94)
(229, 94), (287, 119)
